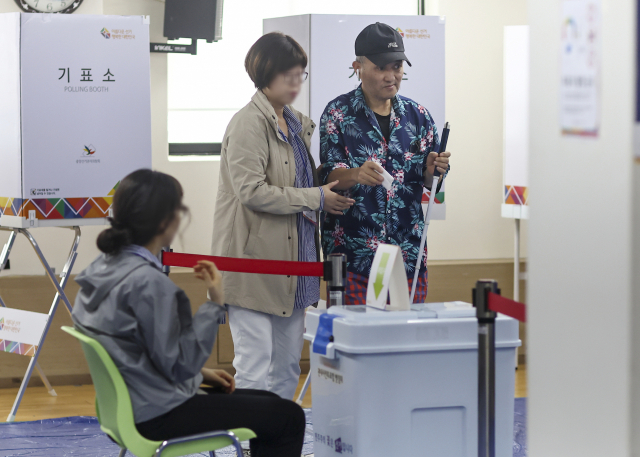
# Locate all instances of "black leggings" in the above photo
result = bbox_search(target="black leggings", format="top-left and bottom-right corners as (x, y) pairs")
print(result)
(136, 388), (306, 457)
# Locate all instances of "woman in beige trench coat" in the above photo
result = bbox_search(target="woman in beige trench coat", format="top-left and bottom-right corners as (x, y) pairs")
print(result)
(211, 32), (354, 400)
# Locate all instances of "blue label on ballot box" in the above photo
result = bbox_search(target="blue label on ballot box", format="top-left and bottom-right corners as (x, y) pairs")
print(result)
(312, 313), (340, 355)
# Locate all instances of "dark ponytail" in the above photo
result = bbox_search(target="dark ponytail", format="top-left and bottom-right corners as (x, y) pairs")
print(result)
(96, 223), (133, 255)
(97, 169), (188, 255)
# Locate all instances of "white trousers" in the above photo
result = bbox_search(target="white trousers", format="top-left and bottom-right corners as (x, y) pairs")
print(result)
(227, 305), (305, 400)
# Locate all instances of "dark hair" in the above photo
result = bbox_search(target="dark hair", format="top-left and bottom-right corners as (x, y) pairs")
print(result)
(245, 32), (307, 90)
(97, 169), (188, 255)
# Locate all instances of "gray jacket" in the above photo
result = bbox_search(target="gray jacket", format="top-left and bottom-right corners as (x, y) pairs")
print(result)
(71, 251), (226, 423)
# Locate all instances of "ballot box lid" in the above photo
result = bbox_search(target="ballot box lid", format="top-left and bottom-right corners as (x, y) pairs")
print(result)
(306, 303), (520, 355)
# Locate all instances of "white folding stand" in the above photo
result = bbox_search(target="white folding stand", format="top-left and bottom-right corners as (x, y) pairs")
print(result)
(0, 224), (82, 421)
(513, 220), (522, 302)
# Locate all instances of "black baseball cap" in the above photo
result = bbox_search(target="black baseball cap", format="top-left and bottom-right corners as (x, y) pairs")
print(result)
(355, 22), (412, 68)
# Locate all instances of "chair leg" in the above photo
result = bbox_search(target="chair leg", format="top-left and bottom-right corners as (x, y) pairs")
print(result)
(118, 449), (127, 457)
(230, 437), (244, 456)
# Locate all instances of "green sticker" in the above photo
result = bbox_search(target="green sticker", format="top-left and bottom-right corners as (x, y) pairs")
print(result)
(374, 252), (390, 299)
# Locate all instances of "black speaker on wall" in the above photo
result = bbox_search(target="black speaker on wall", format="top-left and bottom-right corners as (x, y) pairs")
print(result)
(164, 0), (224, 43)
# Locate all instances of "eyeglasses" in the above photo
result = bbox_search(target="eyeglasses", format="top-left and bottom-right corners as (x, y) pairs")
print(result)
(282, 71), (309, 85)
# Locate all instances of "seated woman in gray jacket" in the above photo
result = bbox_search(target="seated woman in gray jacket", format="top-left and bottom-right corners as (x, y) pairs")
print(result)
(72, 169), (305, 457)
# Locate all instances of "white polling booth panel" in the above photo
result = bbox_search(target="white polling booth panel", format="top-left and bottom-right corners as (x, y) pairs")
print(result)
(264, 15), (447, 219)
(0, 13), (152, 228)
(502, 25), (529, 219)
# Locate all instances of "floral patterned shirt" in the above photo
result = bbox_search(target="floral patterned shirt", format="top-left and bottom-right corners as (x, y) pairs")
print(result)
(319, 84), (442, 278)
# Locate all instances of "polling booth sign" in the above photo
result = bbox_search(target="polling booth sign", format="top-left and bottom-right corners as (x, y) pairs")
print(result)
(0, 12), (152, 422)
(0, 13), (152, 228)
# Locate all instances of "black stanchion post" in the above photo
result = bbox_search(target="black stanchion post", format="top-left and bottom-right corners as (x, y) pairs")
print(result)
(324, 254), (347, 308)
(161, 247), (173, 276)
(474, 279), (500, 457)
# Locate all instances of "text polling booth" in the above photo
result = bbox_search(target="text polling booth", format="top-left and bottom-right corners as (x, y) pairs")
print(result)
(0, 13), (151, 421)
(502, 25), (529, 302)
(263, 15), (447, 219)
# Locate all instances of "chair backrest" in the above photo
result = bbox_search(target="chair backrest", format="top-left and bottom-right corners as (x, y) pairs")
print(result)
(61, 326), (160, 455)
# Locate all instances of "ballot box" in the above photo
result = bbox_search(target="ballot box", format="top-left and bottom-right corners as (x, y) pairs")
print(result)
(0, 13), (151, 228)
(305, 303), (520, 457)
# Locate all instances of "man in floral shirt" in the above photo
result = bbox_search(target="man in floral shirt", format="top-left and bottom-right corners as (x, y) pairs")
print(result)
(319, 22), (451, 304)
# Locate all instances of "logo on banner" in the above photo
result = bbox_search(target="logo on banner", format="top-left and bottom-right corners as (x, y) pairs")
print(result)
(398, 27), (431, 39)
(0, 317), (20, 334)
(77, 144), (101, 165)
(104, 28), (137, 40)
(82, 144), (97, 156)
(31, 188), (60, 197)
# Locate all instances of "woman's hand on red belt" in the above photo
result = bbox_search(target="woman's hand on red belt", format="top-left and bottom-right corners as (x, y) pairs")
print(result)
(194, 260), (225, 305)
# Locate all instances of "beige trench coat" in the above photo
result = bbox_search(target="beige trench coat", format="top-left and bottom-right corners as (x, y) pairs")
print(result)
(211, 90), (322, 317)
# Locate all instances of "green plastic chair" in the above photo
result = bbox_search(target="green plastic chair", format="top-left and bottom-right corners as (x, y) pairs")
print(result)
(61, 326), (256, 457)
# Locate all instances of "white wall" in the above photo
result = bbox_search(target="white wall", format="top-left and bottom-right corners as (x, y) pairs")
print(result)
(527, 0), (637, 456)
(0, 0), (527, 278)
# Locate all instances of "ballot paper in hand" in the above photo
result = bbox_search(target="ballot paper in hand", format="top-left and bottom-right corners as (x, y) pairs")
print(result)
(377, 168), (394, 190)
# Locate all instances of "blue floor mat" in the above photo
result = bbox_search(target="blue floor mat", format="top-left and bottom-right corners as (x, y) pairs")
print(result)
(513, 398), (527, 457)
(0, 402), (527, 456)
(0, 410), (314, 457)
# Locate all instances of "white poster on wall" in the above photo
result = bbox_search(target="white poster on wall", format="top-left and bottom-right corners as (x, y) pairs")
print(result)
(264, 14), (447, 219)
(559, 0), (601, 137)
(0, 13), (152, 228)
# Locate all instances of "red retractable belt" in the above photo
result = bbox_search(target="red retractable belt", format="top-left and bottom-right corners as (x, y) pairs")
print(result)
(162, 252), (325, 278)
(487, 292), (526, 322)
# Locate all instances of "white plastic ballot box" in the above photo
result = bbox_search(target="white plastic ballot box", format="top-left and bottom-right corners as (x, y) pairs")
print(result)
(0, 13), (152, 228)
(305, 303), (520, 457)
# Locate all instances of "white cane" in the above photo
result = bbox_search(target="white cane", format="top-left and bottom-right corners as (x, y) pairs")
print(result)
(296, 373), (311, 405)
(410, 122), (450, 304)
